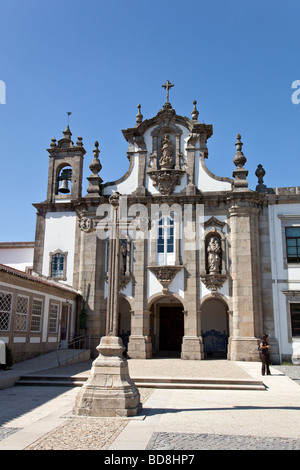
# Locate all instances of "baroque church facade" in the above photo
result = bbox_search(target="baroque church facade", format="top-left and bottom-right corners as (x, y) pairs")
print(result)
(32, 83), (300, 364)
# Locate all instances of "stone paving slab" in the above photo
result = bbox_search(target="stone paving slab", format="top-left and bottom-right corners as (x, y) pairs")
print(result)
(109, 364), (300, 450)
(146, 431), (300, 450)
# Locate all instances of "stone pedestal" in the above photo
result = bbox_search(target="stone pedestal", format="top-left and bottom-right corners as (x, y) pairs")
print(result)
(73, 336), (142, 417)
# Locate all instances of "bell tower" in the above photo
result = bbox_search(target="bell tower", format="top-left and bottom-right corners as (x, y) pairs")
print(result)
(46, 125), (86, 202)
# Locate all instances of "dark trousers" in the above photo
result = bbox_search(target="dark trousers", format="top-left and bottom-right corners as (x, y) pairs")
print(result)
(261, 352), (270, 375)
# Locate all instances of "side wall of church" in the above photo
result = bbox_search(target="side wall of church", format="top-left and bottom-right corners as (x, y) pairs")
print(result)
(268, 201), (300, 363)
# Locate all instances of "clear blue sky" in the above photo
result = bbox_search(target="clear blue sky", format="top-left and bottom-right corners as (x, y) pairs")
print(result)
(1, 0), (300, 241)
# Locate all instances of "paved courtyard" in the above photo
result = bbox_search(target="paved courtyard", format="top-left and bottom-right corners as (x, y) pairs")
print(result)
(0, 357), (299, 451)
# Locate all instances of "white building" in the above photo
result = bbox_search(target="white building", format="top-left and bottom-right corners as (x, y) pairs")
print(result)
(2, 86), (300, 364)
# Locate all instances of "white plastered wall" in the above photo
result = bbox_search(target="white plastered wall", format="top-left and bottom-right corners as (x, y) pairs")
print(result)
(42, 212), (76, 286)
(0, 248), (34, 271)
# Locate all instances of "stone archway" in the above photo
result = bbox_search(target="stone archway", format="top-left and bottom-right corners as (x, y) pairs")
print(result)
(200, 297), (229, 358)
(148, 295), (185, 357)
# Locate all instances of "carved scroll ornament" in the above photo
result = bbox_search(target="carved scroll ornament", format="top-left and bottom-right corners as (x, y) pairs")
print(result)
(148, 265), (183, 294)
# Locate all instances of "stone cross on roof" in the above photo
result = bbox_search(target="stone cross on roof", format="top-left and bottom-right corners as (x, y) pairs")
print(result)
(162, 80), (174, 104)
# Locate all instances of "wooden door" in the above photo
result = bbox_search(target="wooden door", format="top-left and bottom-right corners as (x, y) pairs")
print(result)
(159, 306), (184, 351)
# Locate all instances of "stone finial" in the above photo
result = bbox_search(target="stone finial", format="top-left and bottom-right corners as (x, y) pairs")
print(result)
(255, 164), (267, 192)
(76, 136), (83, 147)
(232, 133), (248, 190)
(62, 125), (72, 140)
(233, 133), (247, 168)
(191, 100), (199, 121)
(50, 137), (57, 148)
(89, 141), (102, 174)
(136, 104), (143, 124)
(55, 124), (74, 148)
(255, 164), (265, 184)
(86, 140), (103, 196)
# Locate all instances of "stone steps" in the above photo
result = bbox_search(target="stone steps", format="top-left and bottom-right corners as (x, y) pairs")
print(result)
(15, 375), (266, 390)
(16, 375), (87, 387)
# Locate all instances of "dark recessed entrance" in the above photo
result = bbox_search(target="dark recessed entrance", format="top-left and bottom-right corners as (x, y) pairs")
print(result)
(201, 298), (228, 359)
(159, 306), (184, 353)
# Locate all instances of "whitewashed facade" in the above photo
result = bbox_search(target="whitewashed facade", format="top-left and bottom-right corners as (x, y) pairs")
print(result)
(28, 90), (300, 364)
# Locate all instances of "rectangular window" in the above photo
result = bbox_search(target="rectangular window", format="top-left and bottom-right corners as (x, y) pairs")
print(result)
(49, 303), (59, 333)
(0, 291), (12, 331)
(167, 226), (174, 253)
(290, 303), (300, 337)
(31, 299), (43, 333)
(157, 217), (175, 265)
(286, 227), (300, 263)
(157, 226), (164, 253)
(51, 253), (65, 278)
(15, 295), (29, 331)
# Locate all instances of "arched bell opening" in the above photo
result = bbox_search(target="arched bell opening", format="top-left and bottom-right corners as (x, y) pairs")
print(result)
(56, 165), (72, 195)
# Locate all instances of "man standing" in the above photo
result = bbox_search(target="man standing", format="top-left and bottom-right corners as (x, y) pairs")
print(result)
(260, 334), (271, 376)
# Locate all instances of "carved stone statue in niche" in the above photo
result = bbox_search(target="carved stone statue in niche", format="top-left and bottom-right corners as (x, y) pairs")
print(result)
(120, 240), (127, 275)
(159, 134), (174, 169)
(207, 237), (221, 274)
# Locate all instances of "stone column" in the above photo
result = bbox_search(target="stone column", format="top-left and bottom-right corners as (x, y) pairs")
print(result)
(73, 193), (142, 417)
(181, 204), (203, 359)
(228, 202), (262, 361)
(73, 219), (104, 351)
(127, 232), (152, 358)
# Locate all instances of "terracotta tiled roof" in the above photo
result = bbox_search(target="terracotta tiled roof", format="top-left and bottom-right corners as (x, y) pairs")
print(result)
(0, 263), (80, 295)
(0, 242), (35, 248)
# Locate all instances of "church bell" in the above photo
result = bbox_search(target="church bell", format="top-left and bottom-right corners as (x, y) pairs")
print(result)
(58, 179), (70, 193)
(58, 168), (72, 194)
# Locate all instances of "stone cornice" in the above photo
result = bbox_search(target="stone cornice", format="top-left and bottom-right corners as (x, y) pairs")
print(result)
(122, 108), (213, 143)
(32, 201), (78, 213)
(47, 145), (86, 156)
(34, 186), (300, 216)
(266, 190), (300, 205)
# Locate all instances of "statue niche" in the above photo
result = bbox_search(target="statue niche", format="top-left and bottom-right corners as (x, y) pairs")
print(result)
(206, 236), (221, 274)
(159, 134), (174, 169)
(147, 131), (185, 196)
(119, 238), (131, 290)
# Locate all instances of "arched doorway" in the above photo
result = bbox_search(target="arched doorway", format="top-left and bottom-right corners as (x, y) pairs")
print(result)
(201, 297), (229, 359)
(149, 296), (184, 357)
